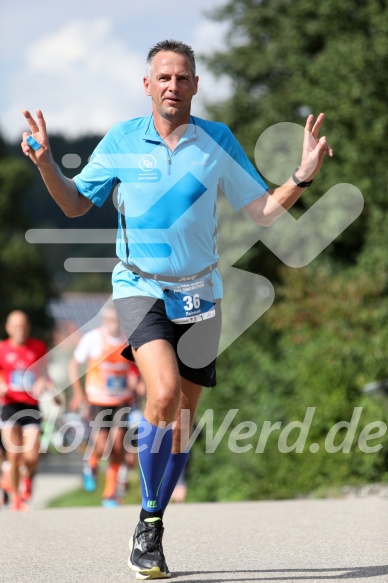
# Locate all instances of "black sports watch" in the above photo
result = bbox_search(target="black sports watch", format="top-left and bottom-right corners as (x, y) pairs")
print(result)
(291, 168), (313, 188)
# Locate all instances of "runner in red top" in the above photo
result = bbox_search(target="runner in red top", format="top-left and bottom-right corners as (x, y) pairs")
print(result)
(0, 310), (51, 511)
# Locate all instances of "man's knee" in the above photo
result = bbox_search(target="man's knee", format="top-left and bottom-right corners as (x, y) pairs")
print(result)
(22, 429), (41, 458)
(147, 385), (181, 421)
(2, 426), (22, 454)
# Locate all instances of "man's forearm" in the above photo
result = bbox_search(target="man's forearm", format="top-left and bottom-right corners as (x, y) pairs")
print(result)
(37, 159), (92, 218)
(245, 178), (307, 226)
(267, 177), (307, 213)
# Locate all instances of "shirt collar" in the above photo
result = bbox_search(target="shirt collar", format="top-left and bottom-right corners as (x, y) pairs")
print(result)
(143, 115), (198, 145)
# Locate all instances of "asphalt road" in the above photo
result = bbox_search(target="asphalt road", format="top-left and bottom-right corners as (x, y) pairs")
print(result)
(0, 498), (386, 583)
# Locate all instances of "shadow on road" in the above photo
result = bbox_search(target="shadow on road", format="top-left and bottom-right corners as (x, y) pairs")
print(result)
(173, 564), (388, 581)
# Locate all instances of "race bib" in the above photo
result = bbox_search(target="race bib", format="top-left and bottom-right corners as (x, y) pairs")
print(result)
(10, 370), (36, 392)
(163, 276), (216, 324)
(106, 375), (127, 394)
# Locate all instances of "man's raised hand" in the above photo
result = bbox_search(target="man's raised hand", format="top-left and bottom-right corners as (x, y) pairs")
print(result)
(21, 109), (51, 166)
(296, 113), (334, 182)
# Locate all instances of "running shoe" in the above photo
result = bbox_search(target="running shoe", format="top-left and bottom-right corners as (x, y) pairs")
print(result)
(102, 496), (121, 508)
(10, 494), (28, 512)
(128, 518), (171, 580)
(83, 463), (97, 492)
(21, 477), (33, 501)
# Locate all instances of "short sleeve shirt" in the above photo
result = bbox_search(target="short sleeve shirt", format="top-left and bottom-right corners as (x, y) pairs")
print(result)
(73, 327), (135, 406)
(0, 338), (47, 406)
(73, 115), (268, 299)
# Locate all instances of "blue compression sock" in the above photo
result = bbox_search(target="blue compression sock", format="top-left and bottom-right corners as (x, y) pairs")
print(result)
(137, 417), (173, 513)
(159, 451), (190, 511)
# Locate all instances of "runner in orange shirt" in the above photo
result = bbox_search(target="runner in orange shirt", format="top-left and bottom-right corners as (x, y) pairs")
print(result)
(69, 303), (141, 507)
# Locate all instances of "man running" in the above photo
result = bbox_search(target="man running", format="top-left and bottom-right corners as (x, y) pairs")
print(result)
(0, 311), (50, 511)
(21, 39), (332, 577)
(68, 303), (141, 507)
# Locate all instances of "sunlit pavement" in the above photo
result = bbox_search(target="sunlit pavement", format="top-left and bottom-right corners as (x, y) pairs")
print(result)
(0, 498), (386, 583)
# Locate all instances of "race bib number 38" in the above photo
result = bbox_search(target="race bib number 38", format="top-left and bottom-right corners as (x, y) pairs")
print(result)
(163, 277), (216, 324)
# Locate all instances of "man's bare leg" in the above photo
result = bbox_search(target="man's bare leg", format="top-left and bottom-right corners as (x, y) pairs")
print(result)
(128, 339), (183, 579)
(21, 427), (40, 501)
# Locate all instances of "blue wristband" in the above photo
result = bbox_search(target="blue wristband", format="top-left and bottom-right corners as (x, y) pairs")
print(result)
(26, 135), (42, 151)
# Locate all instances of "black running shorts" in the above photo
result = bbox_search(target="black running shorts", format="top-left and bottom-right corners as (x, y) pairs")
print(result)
(114, 297), (222, 388)
(1, 403), (41, 428)
(88, 404), (131, 430)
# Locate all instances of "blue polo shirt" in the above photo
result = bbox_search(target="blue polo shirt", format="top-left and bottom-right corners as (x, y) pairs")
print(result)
(73, 115), (268, 299)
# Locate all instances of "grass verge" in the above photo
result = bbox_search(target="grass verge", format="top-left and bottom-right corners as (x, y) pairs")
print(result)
(48, 471), (142, 508)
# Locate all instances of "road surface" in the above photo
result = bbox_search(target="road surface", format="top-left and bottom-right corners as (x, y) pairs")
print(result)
(0, 497), (386, 583)
(30, 452), (83, 509)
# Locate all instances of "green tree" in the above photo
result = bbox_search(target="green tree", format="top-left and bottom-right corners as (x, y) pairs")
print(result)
(0, 134), (54, 339)
(186, 0), (388, 501)
(202, 0), (388, 273)
(11, 134), (116, 294)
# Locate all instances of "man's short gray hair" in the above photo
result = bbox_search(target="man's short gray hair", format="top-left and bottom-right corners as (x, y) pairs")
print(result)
(146, 40), (196, 79)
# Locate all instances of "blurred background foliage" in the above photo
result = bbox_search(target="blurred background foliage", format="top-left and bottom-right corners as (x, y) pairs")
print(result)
(1, 0), (387, 499)
(190, 0), (388, 499)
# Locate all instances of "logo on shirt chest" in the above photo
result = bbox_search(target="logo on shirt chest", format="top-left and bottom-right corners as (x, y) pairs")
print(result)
(139, 155), (157, 171)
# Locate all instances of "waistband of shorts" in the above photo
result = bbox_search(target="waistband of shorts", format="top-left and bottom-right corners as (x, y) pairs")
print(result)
(121, 261), (218, 283)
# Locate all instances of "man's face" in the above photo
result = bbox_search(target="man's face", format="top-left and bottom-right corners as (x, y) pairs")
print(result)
(6, 312), (30, 346)
(144, 51), (198, 125)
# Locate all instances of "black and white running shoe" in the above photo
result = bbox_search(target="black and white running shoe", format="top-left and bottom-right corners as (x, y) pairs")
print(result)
(128, 518), (171, 580)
